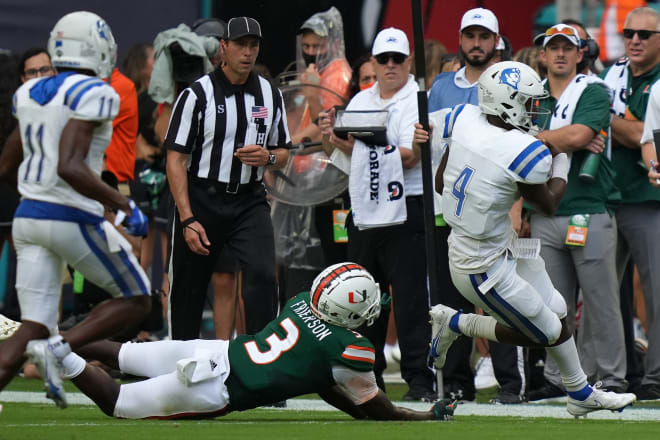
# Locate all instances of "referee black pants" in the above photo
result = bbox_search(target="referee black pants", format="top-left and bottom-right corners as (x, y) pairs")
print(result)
(169, 179), (278, 339)
(348, 196), (435, 393)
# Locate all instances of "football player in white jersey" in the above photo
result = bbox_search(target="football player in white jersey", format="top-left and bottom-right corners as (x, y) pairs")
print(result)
(0, 11), (151, 408)
(414, 61), (637, 416)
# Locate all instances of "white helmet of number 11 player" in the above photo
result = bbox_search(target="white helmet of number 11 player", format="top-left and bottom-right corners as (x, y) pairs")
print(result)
(478, 61), (550, 136)
(310, 262), (381, 329)
(47, 11), (117, 80)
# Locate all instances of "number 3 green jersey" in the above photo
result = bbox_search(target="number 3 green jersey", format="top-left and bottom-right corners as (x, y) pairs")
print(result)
(225, 291), (376, 410)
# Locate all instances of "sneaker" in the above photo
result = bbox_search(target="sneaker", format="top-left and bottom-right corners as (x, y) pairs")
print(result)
(566, 382), (636, 417)
(0, 314), (20, 341)
(444, 382), (475, 403)
(632, 383), (660, 401)
(474, 356), (499, 390)
(489, 389), (526, 404)
(25, 339), (68, 408)
(429, 304), (460, 369)
(528, 380), (566, 402)
(402, 387), (438, 402)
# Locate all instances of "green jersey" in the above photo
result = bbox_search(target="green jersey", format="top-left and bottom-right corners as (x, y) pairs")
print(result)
(535, 80), (616, 216)
(225, 292), (375, 410)
(600, 61), (660, 204)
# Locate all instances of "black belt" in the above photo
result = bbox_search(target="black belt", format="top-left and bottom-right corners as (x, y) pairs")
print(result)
(189, 176), (262, 195)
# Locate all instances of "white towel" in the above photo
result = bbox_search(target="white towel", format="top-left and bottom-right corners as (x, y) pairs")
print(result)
(349, 139), (406, 230)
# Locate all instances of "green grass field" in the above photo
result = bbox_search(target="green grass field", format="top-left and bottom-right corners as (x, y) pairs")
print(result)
(2, 377), (660, 440)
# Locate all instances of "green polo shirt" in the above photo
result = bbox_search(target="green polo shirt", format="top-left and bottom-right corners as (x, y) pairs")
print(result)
(600, 62), (660, 204)
(534, 81), (615, 216)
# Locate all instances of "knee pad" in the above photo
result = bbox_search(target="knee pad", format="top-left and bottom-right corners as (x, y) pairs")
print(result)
(544, 314), (563, 345)
(548, 289), (567, 320)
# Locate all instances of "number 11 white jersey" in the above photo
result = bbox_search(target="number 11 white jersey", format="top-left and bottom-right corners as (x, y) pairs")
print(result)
(434, 104), (552, 273)
(12, 72), (119, 217)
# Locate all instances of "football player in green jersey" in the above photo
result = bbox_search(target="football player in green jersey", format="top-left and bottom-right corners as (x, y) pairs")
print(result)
(25, 263), (457, 421)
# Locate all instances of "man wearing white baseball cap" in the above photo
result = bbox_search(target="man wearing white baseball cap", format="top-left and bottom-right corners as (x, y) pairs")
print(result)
(427, 7), (527, 405)
(319, 27), (437, 402)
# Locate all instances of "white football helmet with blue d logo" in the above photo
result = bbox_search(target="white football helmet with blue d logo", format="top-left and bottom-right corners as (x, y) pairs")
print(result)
(309, 262), (381, 329)
(48, 11), (117, 79)
(478, 61), (549, 135)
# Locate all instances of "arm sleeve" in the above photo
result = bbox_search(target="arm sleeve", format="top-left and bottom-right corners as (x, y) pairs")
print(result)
(507, 137), (552, 184)
(70, 82), (120, 122)
(267, 87), (292, 149)
(163, 88), (198, 153)
(641, 82), (660, 144)
(331, 366), (379, 405)
(572, 83), (611, 133)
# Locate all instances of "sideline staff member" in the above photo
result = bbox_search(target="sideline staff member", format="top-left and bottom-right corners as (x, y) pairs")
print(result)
(165, 17), (290, 338)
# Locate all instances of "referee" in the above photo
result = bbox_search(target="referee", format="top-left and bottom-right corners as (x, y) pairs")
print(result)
(165, 16), (291, 339)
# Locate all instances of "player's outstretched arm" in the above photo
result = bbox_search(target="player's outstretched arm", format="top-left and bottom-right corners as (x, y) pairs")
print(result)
(58, 119), (131, 214)
(358, 390), (455, 421)
(318, 386), (368, 419)
(0, 127), (23, 185)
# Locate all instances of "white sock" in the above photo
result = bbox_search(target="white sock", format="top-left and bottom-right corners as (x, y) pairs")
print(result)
(545, 337), (588, 392)
(62, 353), (87, 380)
(457, 313), (498, 341)
(48, 335), (72, 360)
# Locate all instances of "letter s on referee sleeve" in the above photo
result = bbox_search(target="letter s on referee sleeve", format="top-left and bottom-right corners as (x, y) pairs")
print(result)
(164, 89), (198, 154)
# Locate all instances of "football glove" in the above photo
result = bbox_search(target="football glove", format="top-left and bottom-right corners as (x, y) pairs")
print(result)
(431, 398), (458, 421)
(115, 199), (148, 237)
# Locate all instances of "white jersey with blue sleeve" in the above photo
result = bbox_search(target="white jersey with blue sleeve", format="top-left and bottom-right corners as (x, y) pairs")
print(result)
(13, 72), (119, 217)
(439, 104), (551, 272)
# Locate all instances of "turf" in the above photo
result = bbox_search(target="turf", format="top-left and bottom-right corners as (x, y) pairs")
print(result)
(2, 377), (660, 439)
(2, 403), (660, 440)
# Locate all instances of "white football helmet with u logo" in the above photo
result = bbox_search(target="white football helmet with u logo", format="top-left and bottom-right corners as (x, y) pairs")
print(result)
(47, 11), (117, 79)
(478, 61), (550, 135)
(309, 262), (381, 329)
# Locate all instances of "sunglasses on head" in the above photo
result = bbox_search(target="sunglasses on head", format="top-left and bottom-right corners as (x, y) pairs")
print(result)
(545, 26), (578, 37)
(623, 28), (660, 40)
(374, 52), (407, 65)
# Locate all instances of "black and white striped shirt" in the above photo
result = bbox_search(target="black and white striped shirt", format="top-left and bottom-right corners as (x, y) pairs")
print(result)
(164, 68), (291, 184)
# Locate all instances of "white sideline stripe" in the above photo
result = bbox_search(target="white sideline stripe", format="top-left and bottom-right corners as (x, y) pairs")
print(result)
(2, 391), (659, 421)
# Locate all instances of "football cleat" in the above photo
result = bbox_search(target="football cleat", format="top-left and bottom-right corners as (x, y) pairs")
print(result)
(25, 339), (68, 408)
(0, 314), (20, 342)
(429, 304), (460, 369)
(566, 382), (636, 417)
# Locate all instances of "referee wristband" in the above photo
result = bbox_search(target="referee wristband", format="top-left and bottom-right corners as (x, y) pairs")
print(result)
(181, 217), (197, 228)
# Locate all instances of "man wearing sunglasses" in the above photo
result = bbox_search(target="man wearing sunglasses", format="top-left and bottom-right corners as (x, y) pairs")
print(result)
(524, 23), (628, 401)
(601, 6), (660, 402)
(428, 8), (526, 406)
(319, 27), (437, 402)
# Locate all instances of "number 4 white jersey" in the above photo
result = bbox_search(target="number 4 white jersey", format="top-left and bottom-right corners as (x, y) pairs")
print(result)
(12, 72), (119, 217)
(434, 104), (552, 273)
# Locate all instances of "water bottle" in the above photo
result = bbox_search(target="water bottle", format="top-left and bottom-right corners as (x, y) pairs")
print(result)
(579, 131), (606, 182)
(579, 152), (601, 182)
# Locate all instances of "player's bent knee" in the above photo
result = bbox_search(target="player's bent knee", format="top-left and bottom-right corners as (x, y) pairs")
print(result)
(543, 315), (563, 346)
